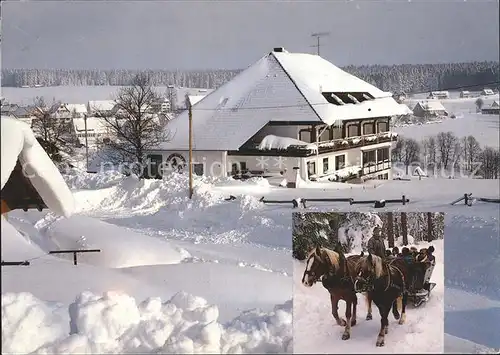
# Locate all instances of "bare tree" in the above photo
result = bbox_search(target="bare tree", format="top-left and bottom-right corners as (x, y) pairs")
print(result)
(401, 213), (408, 246)
(97, 73), (172, 176)
(475, 98), (484, 112)
(400, 137), (420, 174)
(426, 212), (433, 242)
(31, 96), (73, 162)
(465, 135), (481, 172)
(387, 212), (394, 248)
(479, 147), (500, 179)
(437, 131), (458, 169)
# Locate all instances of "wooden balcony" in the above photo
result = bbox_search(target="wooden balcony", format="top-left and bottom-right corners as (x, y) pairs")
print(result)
(234, 131), (398, 157)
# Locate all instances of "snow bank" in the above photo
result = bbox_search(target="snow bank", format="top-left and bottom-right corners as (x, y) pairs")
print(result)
(70, 172), (292, 249)
(45, 215), (187, 268)
(63, 169), (125, 190)
(1, 291), (292, 354)
(73, 172), (224, 215)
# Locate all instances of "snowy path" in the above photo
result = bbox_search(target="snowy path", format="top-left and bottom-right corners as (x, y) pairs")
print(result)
(293, 241), (444, 353)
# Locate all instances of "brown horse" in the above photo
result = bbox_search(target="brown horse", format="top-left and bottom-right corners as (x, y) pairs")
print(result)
(301, 246), (370, 340)
(354, 253), (409, 347)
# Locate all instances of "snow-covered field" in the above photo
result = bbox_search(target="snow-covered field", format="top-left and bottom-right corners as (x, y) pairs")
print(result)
(395, 93), (500, 148)
(294, 238), (444, 354)
(1, 88), (499, 354)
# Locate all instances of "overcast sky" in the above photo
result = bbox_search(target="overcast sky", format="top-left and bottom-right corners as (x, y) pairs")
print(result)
(1, 0), (499, 70)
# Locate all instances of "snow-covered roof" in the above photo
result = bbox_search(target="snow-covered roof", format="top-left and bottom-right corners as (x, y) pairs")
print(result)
(399, 104), (413, 115)
(88, 100), (116, 112)
(1, 118), (75, 217)
(415, 101), (447, 112)
(491, 101), (499, 108)
(158, 49), (407, 151)
(65, 104), (88, 114)
(72, 117), (108, 132)
(188, 95), (206, 106)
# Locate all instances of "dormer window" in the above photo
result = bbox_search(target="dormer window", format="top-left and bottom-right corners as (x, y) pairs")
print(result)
(322, 92), (375, 105)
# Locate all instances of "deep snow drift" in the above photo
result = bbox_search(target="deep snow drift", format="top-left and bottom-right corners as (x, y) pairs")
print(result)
(1, 290), (292, 354)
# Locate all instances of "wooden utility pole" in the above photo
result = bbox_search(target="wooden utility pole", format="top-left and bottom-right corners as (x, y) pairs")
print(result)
(401, 212), (408, 246)
(387, 212), (395, 248)
(311, 32), (330, 56)
(84, 114), (89, 171)
(188, 100), (193, 199)
(427, 212), (433, 242)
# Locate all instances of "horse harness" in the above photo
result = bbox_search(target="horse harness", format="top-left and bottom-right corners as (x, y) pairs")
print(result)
(305, 252), (353, 286)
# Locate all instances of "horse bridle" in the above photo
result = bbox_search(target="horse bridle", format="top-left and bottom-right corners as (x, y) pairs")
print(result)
(304, 253), (350, 284)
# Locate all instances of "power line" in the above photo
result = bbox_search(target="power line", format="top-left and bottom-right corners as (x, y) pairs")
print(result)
(190, 80), (500, 112)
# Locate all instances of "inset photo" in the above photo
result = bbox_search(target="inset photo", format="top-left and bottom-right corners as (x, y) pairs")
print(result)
(293, 212), (444, 353)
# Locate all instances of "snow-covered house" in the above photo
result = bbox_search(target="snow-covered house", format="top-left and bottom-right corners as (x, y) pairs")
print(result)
(481, 88), (494, 96)
(53, 103), (88, 119)
(87, 100), (117, 116)
(481, 101), (499, 115)
(175, 88), (214, 111)
(144, 47), (407, 183)
(412, 101), (448, 118)
(1, 117), (74, 216)
(427, 91), (450, 100)
(459, 91), (472, 98)
(72, 117), (110, 147)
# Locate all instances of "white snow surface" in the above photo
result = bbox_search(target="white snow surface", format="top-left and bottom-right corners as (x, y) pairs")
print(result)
(1, 290), (292, 354)
(294, 239), (444, 354)
(0, 117), (75, 217)
(258, 135), (316, 150)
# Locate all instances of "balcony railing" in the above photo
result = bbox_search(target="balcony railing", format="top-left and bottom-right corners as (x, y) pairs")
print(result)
(362, 161), (391, 175)
(315, 132), (398, 154)
(239, 131), (398, 157)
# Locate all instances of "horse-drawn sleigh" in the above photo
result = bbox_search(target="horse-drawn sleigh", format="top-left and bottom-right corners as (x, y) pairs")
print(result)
(301, 245), (437, 347)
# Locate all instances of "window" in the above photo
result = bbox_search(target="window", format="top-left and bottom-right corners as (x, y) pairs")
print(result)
(363, 122), (375, 135)
(323, 158), (329, 174)
(319, 127), (331, 141)
(321, 92), (375, 105)
(363, 150), (376, 166)
(299, 129), (311, 142)
(377, 121), (389, 133)
(335, 155), (346, 171)
(231, 161), (247, 175)
(377, 147), (390, 162)
(377, 173), (389, 180)
(347, 124), (360, 137)
(193, 163), (204, 176)
(332, 127), (343, 140)
(307, 161), (316, 177)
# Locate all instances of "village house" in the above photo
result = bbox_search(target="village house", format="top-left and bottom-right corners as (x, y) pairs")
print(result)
(87, 100), (117, 116)
(72, 117), (111, 147)
(427, 91), (450, 100)
(481, 88), (494, 96)
(481, 101), (499, 115)
(53, 103), (88, 119)
(459, 90), (472, 98)
(142, 47), (408, 185)
(412, 101), (448, 118)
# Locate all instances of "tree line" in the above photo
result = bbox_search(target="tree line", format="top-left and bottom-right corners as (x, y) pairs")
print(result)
(292, 212), (444, 260)
(393, 133), (500, 179)
(2, 61), (499, 93)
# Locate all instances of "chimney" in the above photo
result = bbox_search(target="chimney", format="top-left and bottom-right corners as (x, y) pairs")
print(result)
(273, 47), (285, 52)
